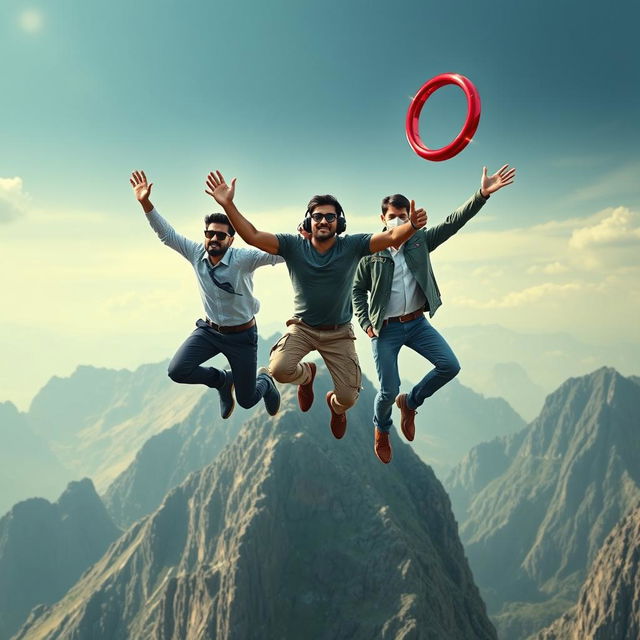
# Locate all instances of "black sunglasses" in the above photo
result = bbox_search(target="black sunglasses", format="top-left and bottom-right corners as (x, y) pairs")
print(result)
(204, 230), (231, 240)
(310, 213), (337, 223)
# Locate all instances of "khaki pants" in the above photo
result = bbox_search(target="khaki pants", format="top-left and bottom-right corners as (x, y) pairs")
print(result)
(269, 318), (362, 414)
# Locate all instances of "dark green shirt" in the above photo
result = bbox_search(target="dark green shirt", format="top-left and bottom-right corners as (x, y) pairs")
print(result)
(276, 233), (372, 325)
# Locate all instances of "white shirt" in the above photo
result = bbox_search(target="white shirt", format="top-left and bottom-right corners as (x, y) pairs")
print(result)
(383, 245), (427, 319)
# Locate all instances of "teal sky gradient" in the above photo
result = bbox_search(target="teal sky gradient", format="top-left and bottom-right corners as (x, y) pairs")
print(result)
(2, 0), (638, 221)
(1, 0), (639, 409)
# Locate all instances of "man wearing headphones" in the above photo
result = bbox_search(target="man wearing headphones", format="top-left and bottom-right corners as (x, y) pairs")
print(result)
(205, 170), (427, 439)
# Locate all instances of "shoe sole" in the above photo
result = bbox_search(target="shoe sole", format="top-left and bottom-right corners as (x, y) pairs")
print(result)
(222, 382), (235, 420)
(374, 446), (391, 464)
(258, 367), (280, 416)
(266, 389), (280, 417)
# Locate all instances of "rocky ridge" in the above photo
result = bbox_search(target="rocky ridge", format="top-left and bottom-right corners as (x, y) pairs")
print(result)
(15, 368), (496, 640)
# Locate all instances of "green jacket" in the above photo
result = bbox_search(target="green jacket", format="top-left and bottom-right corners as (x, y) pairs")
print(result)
(352, 190), (488, 334)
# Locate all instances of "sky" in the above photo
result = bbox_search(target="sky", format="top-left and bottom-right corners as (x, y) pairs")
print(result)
(1, 0), (639, 409)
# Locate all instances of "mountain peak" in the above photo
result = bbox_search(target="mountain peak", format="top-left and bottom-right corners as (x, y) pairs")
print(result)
(16, 365), (498, 640)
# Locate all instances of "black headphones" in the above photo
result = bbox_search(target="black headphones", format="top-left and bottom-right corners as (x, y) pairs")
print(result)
(302, 206), (347, 234)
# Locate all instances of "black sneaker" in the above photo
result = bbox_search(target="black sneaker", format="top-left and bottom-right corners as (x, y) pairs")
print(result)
(257, 367), (280, 416)
(218, 370), (235, 419)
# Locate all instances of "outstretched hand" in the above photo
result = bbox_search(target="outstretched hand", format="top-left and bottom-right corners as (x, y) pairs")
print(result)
(481, 164), (516, 196)
(205, 170), (236, 207)
(130, 170), (153, 202)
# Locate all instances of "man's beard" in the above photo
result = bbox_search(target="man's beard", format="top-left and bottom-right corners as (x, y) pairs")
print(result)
(207, 244), (228, 256)
(313, 228), (335, 242)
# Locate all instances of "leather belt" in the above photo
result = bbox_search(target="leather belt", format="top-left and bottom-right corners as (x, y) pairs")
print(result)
(382, 308), (423, 327)
(205, 317), (256, 334)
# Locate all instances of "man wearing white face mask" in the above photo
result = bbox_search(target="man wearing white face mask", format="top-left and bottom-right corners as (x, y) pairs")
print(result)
(353, 165), (516, 463)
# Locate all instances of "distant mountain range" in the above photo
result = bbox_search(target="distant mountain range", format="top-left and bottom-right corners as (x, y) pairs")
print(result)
(409, 378), (526, 477)
(27, 362), (205, 491)
(360, 324), (640, 420)
(0, 402), (70, 516)
(3, 341), (638, 639)
(445, 368), (640, 639)
(14, 369), (497, 640)
(0, 479), (120, 640)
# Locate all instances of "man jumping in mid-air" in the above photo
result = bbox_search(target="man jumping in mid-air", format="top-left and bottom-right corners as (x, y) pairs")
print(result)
(353, 164), (516, 463)
(205, 170), (427, 440)
(130, 170), (282, 420)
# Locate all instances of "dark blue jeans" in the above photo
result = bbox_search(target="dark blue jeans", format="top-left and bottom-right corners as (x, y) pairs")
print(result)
(371, 315), (460, 432)
(167, 319), (269, 409)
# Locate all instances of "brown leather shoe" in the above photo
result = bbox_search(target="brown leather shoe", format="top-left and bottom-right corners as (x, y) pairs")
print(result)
(297, 362), (317, 412)
(326, 391), (347, 439)
(395, 393), (416, 441)
(374, 428), (392, 464)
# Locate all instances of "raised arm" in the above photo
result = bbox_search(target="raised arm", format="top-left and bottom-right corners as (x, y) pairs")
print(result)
(205, 170), (280, 255)
(369, 199), (427, 253)
(130, 170), (199, 260)
(426, 164), (516, 252)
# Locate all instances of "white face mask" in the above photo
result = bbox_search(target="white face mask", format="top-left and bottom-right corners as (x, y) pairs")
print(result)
(386, 216), (408, 229)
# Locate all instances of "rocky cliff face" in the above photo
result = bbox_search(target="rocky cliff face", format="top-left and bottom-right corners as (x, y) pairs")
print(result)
(445, 368), (640, 639)
(0, 479), (120, 640)
(533, 503), (640, 640)
(103, 389), (254, 529)
(15, 369), (496, 640)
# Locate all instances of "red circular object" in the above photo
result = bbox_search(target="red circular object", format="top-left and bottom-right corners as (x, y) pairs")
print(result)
(406, 73), (481, 162)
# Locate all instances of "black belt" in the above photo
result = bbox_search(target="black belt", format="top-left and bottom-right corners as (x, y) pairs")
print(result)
(382, 309), (423, 327)
(205, 317), (256, 334)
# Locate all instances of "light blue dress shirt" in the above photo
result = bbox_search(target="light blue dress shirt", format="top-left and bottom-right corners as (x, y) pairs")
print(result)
(147, 208), (284, 326)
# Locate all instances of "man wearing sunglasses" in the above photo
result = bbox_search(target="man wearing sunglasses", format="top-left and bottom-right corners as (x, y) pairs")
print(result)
(205, 170), (427, 440)
(130, 170), (283, 420)
(352, 165), (516, 463)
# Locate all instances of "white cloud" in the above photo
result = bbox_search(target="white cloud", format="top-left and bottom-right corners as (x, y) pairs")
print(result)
(454, 282), (584, 309)
(527, 262), (569, 275)
(569, 206), (640, 249)
(0, 177), (30, 222)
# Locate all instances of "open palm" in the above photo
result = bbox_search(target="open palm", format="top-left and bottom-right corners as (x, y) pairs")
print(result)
(205, 170), (236, 206)
(481, 165), (516, 195)
(130, 170), (153, 202)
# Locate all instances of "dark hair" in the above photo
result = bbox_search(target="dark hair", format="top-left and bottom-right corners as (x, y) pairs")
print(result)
(306, 194), (344, 216)
(204, 212), (235, 236)
(381, 194), (410, 215)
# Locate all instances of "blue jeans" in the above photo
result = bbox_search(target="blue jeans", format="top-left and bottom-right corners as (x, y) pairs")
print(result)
(371, 315), (460, 432)
(167, 319), (269, 409)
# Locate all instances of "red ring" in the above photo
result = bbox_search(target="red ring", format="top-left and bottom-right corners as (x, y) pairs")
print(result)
(405, 73), (481, 162)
